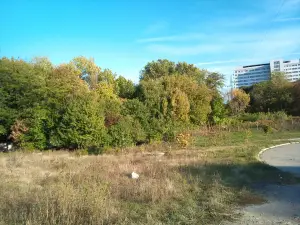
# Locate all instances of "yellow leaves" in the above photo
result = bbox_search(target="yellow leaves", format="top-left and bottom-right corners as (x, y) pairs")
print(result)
(229, 89), (250, 115)
(176, 133), (191, 148)
(9, 120), (28, 143)
(170, 88), (190, 122)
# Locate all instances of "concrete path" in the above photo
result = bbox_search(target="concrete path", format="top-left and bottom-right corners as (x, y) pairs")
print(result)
(224, 143), (300, 225)
(260, 143), (300, 177)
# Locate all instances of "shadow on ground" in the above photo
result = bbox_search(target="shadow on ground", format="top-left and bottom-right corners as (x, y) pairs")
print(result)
(179, 161), (300, 205)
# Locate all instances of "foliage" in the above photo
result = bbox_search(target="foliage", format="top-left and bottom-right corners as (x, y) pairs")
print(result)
(205, 72), (224, 90)
(291, 81), (300, 115)
(140, 59), (176, 80)
(1, 56), (299, 151)
(229, 89), (250, 115)
(247, 72), (293, 113)
(262, 125), (273, 134)
(108, 116), (146, 147)
(115, 75), (135, 99)
(176, 132), (192, 148)
(209, 94), (227, 124)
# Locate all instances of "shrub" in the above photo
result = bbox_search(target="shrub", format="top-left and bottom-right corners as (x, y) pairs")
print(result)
(176, 133), (191, 148)
(238, 113), (259, 122)
(108, 116), (146, 148)
(75, 149), (89, 156)
(262, 125), (273, 134)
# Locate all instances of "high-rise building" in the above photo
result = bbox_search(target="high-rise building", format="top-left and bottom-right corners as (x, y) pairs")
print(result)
(232, 59), (300, 88)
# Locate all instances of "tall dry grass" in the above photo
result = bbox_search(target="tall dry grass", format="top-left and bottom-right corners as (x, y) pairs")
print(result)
(1, 129), (299, 225)
(0, 148), (243, 225)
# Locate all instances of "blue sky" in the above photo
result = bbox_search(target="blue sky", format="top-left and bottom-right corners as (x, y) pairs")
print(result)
(1, 0), (300, 85)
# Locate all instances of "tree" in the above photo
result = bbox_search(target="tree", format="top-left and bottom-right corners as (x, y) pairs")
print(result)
(169, 88), (190, 122)
(140, 59), (176, 80)
(98, 69), (116, 85)
(205, 72), (224, 90)
(209, 94), (227, 124)
(228, 89), (250, 115)
(72, 56), (101, 89)
(0, 57), (49, 142)
(175, 62), (206, 84)
(50, 93), (107, 149)
(290, 80), (300, 115)
(248, 72), (293, 113)
(115, 76), (135, 99)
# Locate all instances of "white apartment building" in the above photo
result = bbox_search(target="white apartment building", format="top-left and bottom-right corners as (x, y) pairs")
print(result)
(232, 59), (300, 88)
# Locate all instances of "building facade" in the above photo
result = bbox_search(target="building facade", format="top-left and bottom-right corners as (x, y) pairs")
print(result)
(232, 59), (300, 88)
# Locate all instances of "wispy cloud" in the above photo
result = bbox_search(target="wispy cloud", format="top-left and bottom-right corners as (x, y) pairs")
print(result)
(146, 43), (223, 55)
(271, 0), (300, 19)
(197, 59), (252, 65)
(137, 33), (206, 43)
(143, 26), (300, 59)
(275, 17), (300, 22)
(282, 0), (300, 10)
(137, 0), (300, 84)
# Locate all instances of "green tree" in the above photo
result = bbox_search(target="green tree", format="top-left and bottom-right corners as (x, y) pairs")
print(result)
(0, 57), (49, 141)
(140, 59), (176, 80)
(290, 81), (300, 115)
(115, 76), (135, 98)
(205, 72), (224, 90)
(249, 72), (293, 112)
(50, 93), (107, 149)
(209, 94), (227, 124)
(175, 62), (206, 84)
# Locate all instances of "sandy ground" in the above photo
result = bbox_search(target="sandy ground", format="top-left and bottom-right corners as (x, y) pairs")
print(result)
(224, 143), (300, 225)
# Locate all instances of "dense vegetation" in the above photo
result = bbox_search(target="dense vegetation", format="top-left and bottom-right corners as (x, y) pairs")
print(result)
(0, 57), (299, 151)
(241, 72), (300, 115)
(0, 57), (225, 151)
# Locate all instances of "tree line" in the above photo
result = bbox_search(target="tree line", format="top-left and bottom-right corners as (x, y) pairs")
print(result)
(0, 57), (299, 151)
(240, 72), (300, 115)
(0, 57), (225, 151)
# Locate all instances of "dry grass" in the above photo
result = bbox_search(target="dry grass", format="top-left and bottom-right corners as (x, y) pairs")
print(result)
(0, 129), (299, 225)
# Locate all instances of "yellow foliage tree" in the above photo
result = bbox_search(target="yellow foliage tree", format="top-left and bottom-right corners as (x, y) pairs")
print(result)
(229, 89), (250, 115)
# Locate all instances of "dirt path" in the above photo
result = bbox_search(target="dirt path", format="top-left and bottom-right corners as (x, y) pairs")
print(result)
(224, 143), (300, 225)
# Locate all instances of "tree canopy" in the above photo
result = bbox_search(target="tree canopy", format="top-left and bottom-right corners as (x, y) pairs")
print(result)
(1, 57), (298, 150)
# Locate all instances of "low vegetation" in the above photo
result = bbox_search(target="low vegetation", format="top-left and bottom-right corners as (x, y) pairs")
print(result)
(0, 129), (299, 225)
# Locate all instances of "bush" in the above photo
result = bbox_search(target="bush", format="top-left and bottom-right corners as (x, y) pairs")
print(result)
(257, 111), (289, 121)
(238, 113), (259, 122)
(262, 125), (273, 134)
(75, 149), (89, 156)
(108, 116), (146, 148)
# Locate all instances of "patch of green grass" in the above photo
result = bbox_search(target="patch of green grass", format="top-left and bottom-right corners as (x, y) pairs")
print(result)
(195, 129), (300, 147)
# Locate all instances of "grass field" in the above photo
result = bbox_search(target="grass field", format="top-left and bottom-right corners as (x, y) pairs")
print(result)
(0, 129), (299, 225)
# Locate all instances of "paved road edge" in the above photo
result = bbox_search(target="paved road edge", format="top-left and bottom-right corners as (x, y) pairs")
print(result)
(257, 141), (300, 163)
